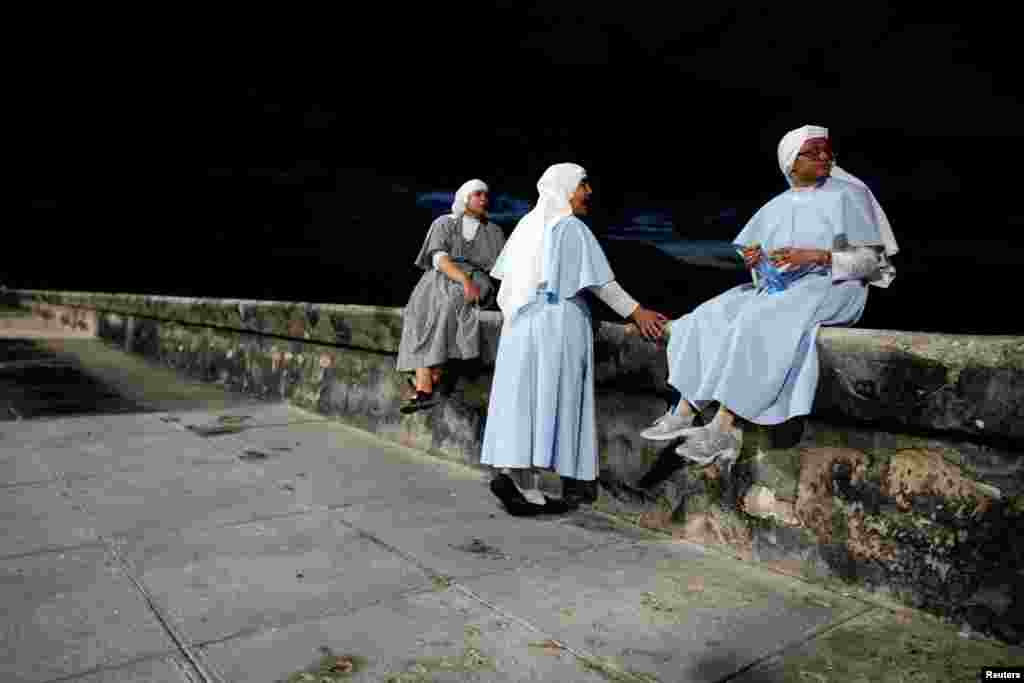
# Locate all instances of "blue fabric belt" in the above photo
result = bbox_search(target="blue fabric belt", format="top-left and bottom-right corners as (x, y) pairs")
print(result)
(450, 256), (484, 275)
(529, 288), (589, 314)
(756, 264), (830, 294)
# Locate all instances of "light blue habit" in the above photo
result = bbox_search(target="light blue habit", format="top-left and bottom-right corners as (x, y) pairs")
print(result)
(666, 177), (885, 425)
(480, 215), (615, 481)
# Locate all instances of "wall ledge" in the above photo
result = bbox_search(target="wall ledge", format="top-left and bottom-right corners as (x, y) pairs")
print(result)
(12, 289), (1022, 446)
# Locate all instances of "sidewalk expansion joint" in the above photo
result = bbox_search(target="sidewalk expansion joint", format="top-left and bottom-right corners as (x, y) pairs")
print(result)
(710, 604), (879, 683)
(451, 581), (660, 683)
(0, 540), (107, 562)
(0, 472), (100, 491)
(333, 515), (661, 682)
(102, 536), (226, 683)
(192, 583), (431, 651)
(332, 516), (449, 584)
(38, 651), (202, 683)
(101, 506), (356, 562)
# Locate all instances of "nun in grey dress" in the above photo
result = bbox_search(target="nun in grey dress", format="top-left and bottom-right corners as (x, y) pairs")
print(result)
(397, 179), (506, 412)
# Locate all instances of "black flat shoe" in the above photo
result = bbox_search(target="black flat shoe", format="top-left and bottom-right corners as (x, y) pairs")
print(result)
(490, 474), (576, 516)
(490, 474), (545, 516)
(400, 391), (439, 414)
(561, 477), (598, 506)
(539, 495), (577, 514)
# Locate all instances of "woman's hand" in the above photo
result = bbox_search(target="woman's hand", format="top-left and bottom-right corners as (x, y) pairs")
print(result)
(769, 248), (829, 269)
(462, 279), (482, 304)
(740, 246), (762, 269)
(630, 306), (668, 341)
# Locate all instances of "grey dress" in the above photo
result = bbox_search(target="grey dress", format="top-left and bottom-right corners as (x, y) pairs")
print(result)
(396, 215), (507, 371)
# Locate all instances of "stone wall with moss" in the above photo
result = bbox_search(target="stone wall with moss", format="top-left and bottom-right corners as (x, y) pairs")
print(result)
(9, 289), (1024, 644)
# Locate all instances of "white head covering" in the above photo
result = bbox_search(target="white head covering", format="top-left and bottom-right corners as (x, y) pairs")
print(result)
(451, 179), (488, 218)
(777, 125), (899, 257)
(493, 163), (587, 319)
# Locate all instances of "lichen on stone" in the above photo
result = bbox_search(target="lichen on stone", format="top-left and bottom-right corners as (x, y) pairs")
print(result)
(381, 631), (496, 683)
(881, 448), (996, 516)
(742, 484), (800, 526)
(279, 648), (366, 682)
(753, 448), (802, 501)
(886, 332), (1024, 385)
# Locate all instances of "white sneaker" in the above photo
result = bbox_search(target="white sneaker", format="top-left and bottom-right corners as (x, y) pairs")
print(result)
(675, 427), (742, 474)
(640, 410), (698, 441)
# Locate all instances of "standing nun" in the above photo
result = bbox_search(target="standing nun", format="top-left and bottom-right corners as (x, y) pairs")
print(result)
(640, 125), (899, 472)
(397, 179), (507, 413)
(482, 163), (666, 515)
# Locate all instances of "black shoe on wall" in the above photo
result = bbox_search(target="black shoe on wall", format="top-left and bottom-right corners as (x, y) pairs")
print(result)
(400, 391), (439, 414)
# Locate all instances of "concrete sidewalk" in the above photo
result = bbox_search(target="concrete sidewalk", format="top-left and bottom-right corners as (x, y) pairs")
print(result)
(1, 324), (1021, 681)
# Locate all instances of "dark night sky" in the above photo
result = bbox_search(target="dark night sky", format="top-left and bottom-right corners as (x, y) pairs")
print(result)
(22, 6), (1022, 332)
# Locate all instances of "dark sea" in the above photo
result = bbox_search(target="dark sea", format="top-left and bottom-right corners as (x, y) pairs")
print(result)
(18, 187), (1018, 336)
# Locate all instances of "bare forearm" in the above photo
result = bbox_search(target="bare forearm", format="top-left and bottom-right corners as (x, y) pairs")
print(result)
(436, 255), (470, 285)
(768, 247), (832, 269)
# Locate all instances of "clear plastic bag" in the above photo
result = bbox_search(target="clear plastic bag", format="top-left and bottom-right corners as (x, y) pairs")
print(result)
(739, 246), (816, 294)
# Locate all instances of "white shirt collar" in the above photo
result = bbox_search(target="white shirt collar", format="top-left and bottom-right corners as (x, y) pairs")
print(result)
(461, 214), (481, 240)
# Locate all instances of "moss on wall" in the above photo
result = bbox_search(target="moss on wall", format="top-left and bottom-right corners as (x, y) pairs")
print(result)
(15, 289), (1024, 643)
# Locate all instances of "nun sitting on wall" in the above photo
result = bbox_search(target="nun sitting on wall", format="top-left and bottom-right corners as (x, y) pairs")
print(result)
(641, 125), (899, 472)
(397, 179), (507, 414)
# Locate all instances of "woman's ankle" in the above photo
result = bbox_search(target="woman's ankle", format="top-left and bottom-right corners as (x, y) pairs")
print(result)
(673, 401), (695, 417)
(414, 369), (433, 394)
(710, 408), (737, 432)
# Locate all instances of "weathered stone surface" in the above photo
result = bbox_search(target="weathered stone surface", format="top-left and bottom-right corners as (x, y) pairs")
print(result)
(749, 448), (802, 501)
(743, 444), (1024, 644)
(17, 291), (407, 353)
(594, 321), (671, 393)
(882, 447), (998, 513)
(743, 484), (801, 526)
(815, 327), (1024, 443)
(15, 290), (1022, 446)
(10, 288), (1024, 643)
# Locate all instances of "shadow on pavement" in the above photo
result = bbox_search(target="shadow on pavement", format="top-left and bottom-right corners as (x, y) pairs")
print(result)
(1, 339), (153, 420)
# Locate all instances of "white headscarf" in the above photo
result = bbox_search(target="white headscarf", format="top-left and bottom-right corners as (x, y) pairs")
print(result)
(777, 125), (899, 258)
(451, 179), (488, 218)
(493, 163), (586, 319)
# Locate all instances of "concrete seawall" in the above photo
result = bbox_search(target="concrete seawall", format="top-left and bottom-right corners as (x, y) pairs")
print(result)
(8, 288), (1023, 644)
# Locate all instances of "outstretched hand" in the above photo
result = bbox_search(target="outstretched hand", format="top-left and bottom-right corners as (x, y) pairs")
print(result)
(630, 306), (668, 341)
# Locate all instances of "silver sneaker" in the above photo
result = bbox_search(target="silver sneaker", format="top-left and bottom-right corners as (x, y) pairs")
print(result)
(675, 427), (742, 474)
(640, 410), (698, 441)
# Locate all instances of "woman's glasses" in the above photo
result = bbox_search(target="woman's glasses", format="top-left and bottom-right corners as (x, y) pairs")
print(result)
(796, 146), (835, 161)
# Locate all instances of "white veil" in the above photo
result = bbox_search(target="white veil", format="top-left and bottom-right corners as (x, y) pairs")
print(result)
(493, 163), (587, 318)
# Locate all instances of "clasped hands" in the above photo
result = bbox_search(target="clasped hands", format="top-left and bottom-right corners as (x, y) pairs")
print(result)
(741, 245), (829, 270)
(462, 279), (482, 304)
